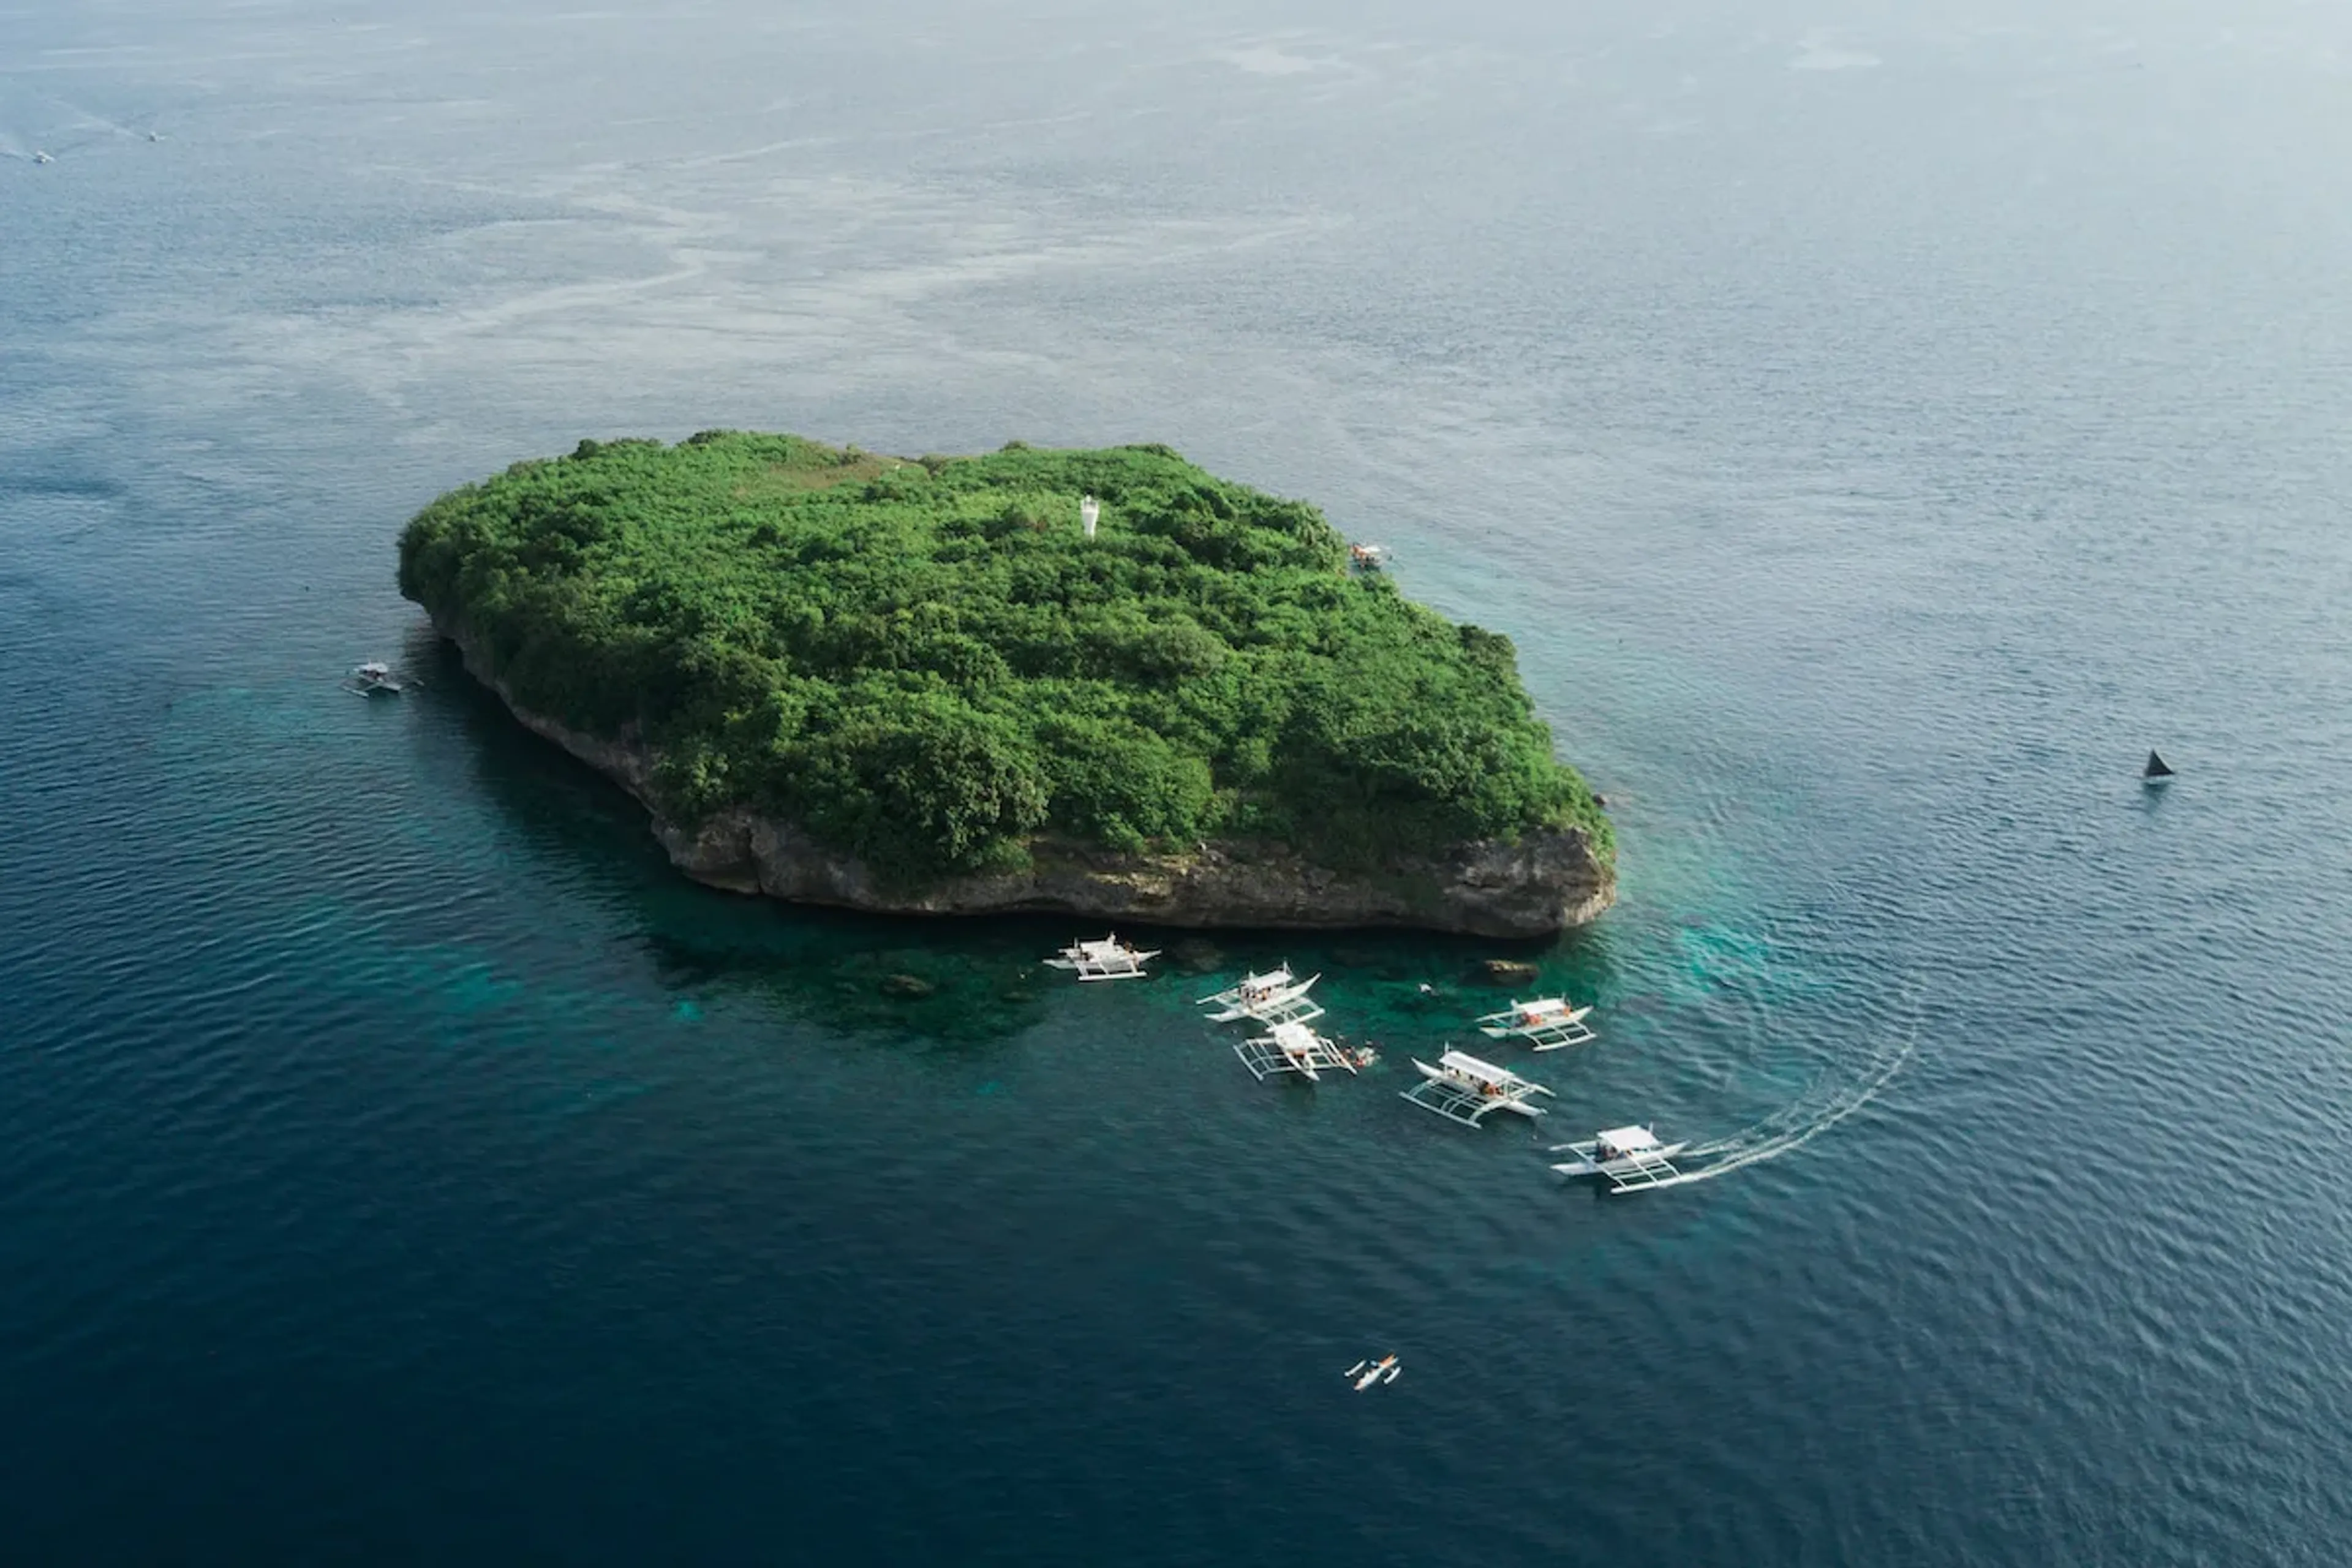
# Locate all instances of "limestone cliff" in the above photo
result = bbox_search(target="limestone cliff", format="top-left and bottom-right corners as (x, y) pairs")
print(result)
(437, 617), (1613, 938)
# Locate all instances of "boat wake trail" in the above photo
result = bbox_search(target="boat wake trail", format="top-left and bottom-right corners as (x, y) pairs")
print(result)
(1648, 983), (1921, 1189)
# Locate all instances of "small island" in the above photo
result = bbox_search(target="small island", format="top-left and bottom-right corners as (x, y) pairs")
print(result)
(398, 433), (1613, 935)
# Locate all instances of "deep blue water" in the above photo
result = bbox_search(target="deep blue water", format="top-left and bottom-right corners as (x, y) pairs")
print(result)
(7, 3), (2352, 1563)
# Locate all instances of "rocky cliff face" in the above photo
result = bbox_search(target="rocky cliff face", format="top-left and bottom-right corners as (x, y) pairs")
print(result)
(437, 619), (1613, 938)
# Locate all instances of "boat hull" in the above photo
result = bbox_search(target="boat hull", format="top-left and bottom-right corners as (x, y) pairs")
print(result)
(1045, 944), (1158, 979)
(1474, 1000), (1596, 1051)
(1408, 1057), (1548, 1118)
(1550, 1143), (1690, 1178)
(1199, 974), (1319, 1021)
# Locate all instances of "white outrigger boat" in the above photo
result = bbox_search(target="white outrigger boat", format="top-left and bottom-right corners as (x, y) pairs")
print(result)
(1348, 542), (1391, 573)
(1399, 1049), (1553, 1126)
(1549, 1125), (1687, 1193)
(1345, 1354), (1401, 1389)
(1234, 1020), (1373, 1083)
(1043, 934), (1158, 981)
(1475, 996), (1596, 1052)
(1197, 963), (1324, 1025)
(346, 661), (405, 695)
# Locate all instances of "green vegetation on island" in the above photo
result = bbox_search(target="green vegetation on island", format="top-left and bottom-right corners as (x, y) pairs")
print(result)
(398, 433), (1609, 883)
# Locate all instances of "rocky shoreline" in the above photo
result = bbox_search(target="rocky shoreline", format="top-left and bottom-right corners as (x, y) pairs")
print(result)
(436, 616), (1614, 938)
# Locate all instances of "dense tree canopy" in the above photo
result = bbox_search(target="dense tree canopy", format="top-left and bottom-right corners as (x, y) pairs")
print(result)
(399, 433), (1608, 880)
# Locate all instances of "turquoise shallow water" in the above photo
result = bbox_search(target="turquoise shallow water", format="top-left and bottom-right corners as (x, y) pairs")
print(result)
(7, 3), (2352, 1563)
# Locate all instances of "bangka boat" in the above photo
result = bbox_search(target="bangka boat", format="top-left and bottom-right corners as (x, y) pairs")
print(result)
(1197, 964), (1324, 1025)
(1043, 935), (1158, 981)
(1346, 1354), (1401, 1389)
(1398, 1049), (1553, 1125)
(1475, 995), (1597, 1052)
(1348, 542), (1390, 572)
(1549, 1125), (1688, 1193)
(1233, 1020), (1371, 1083)
(346, 661), (405, 695)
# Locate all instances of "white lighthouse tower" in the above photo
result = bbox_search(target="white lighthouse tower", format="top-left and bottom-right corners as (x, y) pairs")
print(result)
(1080, 494), (1099, 539)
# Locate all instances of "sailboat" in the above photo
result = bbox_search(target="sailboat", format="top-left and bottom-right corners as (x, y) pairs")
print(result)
(2143, 750), (2175, 785)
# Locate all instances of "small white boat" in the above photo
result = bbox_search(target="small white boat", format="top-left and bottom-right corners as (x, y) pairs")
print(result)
(1234, 1020), (1370, 1083)
(1549, 1125), (1688, 1193)
(1348, 542), (1390, 572)
(31, 149), (55, 165)
(1475, 995), (1597, 1052)
(346, 660), (405, 695)
(1399, 1049), (1553, 1125)
(1349, 1354), (1400, 1390)
(1198, 964), (1324, 1025)
(1043, 934), (1158, 981)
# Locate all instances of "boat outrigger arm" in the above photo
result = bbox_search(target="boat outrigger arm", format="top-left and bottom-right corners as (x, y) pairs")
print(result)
(1399, 1049), (1553, 1125)
(1198, 965), (1325, 1025)
(345, 661), (407, 695)
(1234, 1020), (1362, 1083)
(1044, 935), (1159, 981)
(1474, 996), (1597, 1052)
(1549, 1125), (1688, 1193)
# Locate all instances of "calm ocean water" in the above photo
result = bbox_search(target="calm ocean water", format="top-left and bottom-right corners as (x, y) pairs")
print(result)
(7, 3), (2352, 1562)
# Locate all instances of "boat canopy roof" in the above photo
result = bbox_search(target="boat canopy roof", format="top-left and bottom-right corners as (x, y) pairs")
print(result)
(1598, 1125), (1660, 1151)
(1437, 1049), (1525, 1085)
(1270, 1021), (1319, 1047)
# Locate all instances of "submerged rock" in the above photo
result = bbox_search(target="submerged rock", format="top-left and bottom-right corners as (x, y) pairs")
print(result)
(1168, 938), (1226, 974)
(878, 973), (936, 999)
(1477, 959), (1541, 986)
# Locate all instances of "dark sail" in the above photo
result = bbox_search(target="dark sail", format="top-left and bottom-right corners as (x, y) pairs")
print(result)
(2143, 750), (2175, 779)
